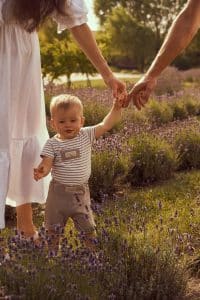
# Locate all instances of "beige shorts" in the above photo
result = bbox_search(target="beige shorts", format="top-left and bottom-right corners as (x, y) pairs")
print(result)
(45, 180), (96, 234)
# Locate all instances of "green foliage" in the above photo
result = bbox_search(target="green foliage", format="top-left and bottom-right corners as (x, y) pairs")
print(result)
(83, 101), (122, 132)
(3, 167), (200, 299)
(169, 100), (188, 120)
(146, 99), (174, 126)
(0, 228), (187, 299)
(127, 134), (176, 186)
(41, 39), (78, 86)
(125, 245), (186, 300)
(94, 0), (186, 49)
(103, 6), (156, 72)
(90, 150), (128, 200)
(83, 102), (109, 127)
(168, 95), (200, 120)
(39, 22), (96, 86)
(124, 108), (148, 127)
(97, 233), (186, 299)
(182, 97), (199, 116)
(175, 130), (200, 170)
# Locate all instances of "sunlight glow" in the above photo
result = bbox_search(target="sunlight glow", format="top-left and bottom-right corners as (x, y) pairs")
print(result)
(86, 0), (99, 31)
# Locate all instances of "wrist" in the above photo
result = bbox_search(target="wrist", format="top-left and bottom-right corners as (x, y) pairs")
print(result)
(112, 103), (122, 112)
(145, 60), (163, 80)
(98, 63), (115, 85)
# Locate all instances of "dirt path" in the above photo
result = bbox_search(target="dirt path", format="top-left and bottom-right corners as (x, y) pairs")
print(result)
(184, 278), (200, 299)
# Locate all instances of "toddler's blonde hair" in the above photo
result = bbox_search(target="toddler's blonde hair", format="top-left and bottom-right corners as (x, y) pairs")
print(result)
(50, 94), (83, 117)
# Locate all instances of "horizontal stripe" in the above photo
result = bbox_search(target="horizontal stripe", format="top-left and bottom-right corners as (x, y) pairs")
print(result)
(41, 126), (95, 185)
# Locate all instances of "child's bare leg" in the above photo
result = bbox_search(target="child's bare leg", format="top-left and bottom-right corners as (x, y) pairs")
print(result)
(16, 203), (36, 237)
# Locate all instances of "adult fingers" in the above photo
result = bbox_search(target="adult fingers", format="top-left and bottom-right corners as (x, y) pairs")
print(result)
(132, 94), (142, 110)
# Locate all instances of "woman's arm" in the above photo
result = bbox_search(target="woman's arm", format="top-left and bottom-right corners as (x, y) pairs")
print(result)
(70, 23), (127, 101)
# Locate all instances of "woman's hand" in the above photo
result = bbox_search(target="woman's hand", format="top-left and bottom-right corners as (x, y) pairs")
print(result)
(105, 75), (128, 107)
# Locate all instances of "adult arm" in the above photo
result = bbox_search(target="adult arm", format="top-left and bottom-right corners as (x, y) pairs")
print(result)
(70, 24), (127, 101)
(129, 0), (200, 110)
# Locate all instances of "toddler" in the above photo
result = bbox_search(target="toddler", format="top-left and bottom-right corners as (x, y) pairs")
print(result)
(34, 94), (122, 253)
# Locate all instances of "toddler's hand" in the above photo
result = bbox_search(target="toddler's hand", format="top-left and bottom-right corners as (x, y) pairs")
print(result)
(114, 92), (126, 109)
(34, 165), (45, 181)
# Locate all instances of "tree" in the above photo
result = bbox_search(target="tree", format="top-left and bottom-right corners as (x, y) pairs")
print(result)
(39, 23), (97, 87)
(40, 38), (77, 87)
(94, 0), (187, 50)
(74, 47), (96, 86)
(103, 6), (156, 72)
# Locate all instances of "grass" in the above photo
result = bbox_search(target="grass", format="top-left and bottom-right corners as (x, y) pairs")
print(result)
(1, 170), (199, 299)
(101, 169), (200, 254)
(1, 82), (200, 298)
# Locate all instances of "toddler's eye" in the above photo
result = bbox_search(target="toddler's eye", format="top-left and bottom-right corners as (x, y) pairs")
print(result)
(59, 120), (65, 124)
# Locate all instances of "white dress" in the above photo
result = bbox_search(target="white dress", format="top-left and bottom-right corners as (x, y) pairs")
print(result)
(0, 0), (88, 228)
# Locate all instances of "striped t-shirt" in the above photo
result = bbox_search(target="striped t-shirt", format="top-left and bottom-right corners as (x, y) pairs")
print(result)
(41, 126), (96, 185)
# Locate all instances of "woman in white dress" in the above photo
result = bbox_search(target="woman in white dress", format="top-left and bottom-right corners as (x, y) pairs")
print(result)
(0, 0), (126, 238)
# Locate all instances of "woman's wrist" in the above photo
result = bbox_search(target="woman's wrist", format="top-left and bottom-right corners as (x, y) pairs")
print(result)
(97, 61), (115, 85)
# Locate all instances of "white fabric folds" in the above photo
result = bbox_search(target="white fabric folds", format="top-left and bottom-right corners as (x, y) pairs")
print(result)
(0, 0), (88, 229)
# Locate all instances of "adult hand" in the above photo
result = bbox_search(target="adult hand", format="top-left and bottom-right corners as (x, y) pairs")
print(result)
(128, 76), (157, 110)
(106, 76), (128, 107)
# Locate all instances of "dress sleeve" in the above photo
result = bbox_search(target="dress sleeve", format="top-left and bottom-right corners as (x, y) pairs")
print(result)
(0, 0), (5, 26)
(53, 0), (88, 33)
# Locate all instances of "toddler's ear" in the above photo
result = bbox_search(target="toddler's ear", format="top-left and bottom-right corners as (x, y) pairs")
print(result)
(81, 116), (85, 126)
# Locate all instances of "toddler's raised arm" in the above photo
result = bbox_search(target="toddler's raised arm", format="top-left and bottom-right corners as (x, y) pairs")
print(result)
(94, 100), (122, 139)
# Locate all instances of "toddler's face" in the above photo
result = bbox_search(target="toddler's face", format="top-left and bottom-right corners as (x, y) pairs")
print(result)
(51, 105), (84, 139)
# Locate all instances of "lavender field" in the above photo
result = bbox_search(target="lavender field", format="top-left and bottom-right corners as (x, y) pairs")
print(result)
(1, 68), (200, 299)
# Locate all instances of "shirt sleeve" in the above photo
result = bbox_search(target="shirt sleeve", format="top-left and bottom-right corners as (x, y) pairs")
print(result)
(53, 0), (88, 33)
(82, 126), (96, 144)
(41, 139), (55, 159)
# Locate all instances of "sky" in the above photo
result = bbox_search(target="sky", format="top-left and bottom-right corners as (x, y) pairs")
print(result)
(86, 0), (100, 30)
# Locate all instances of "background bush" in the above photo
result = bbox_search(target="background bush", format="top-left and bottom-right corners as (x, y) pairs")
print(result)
(0, 227), (187, 300)
(154, 67), (183, 96)
(84, 102), (122, 133)
(83, 102), (108, 127)
(90, 150), (128, 200)
(184, 97), (199, 116)
(145, 99), (174, 126)
(127, 134), (176, 186)
(96, 232), (186, 300)
(175, 130), (200, 170)
(169, 100), (189, 120)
